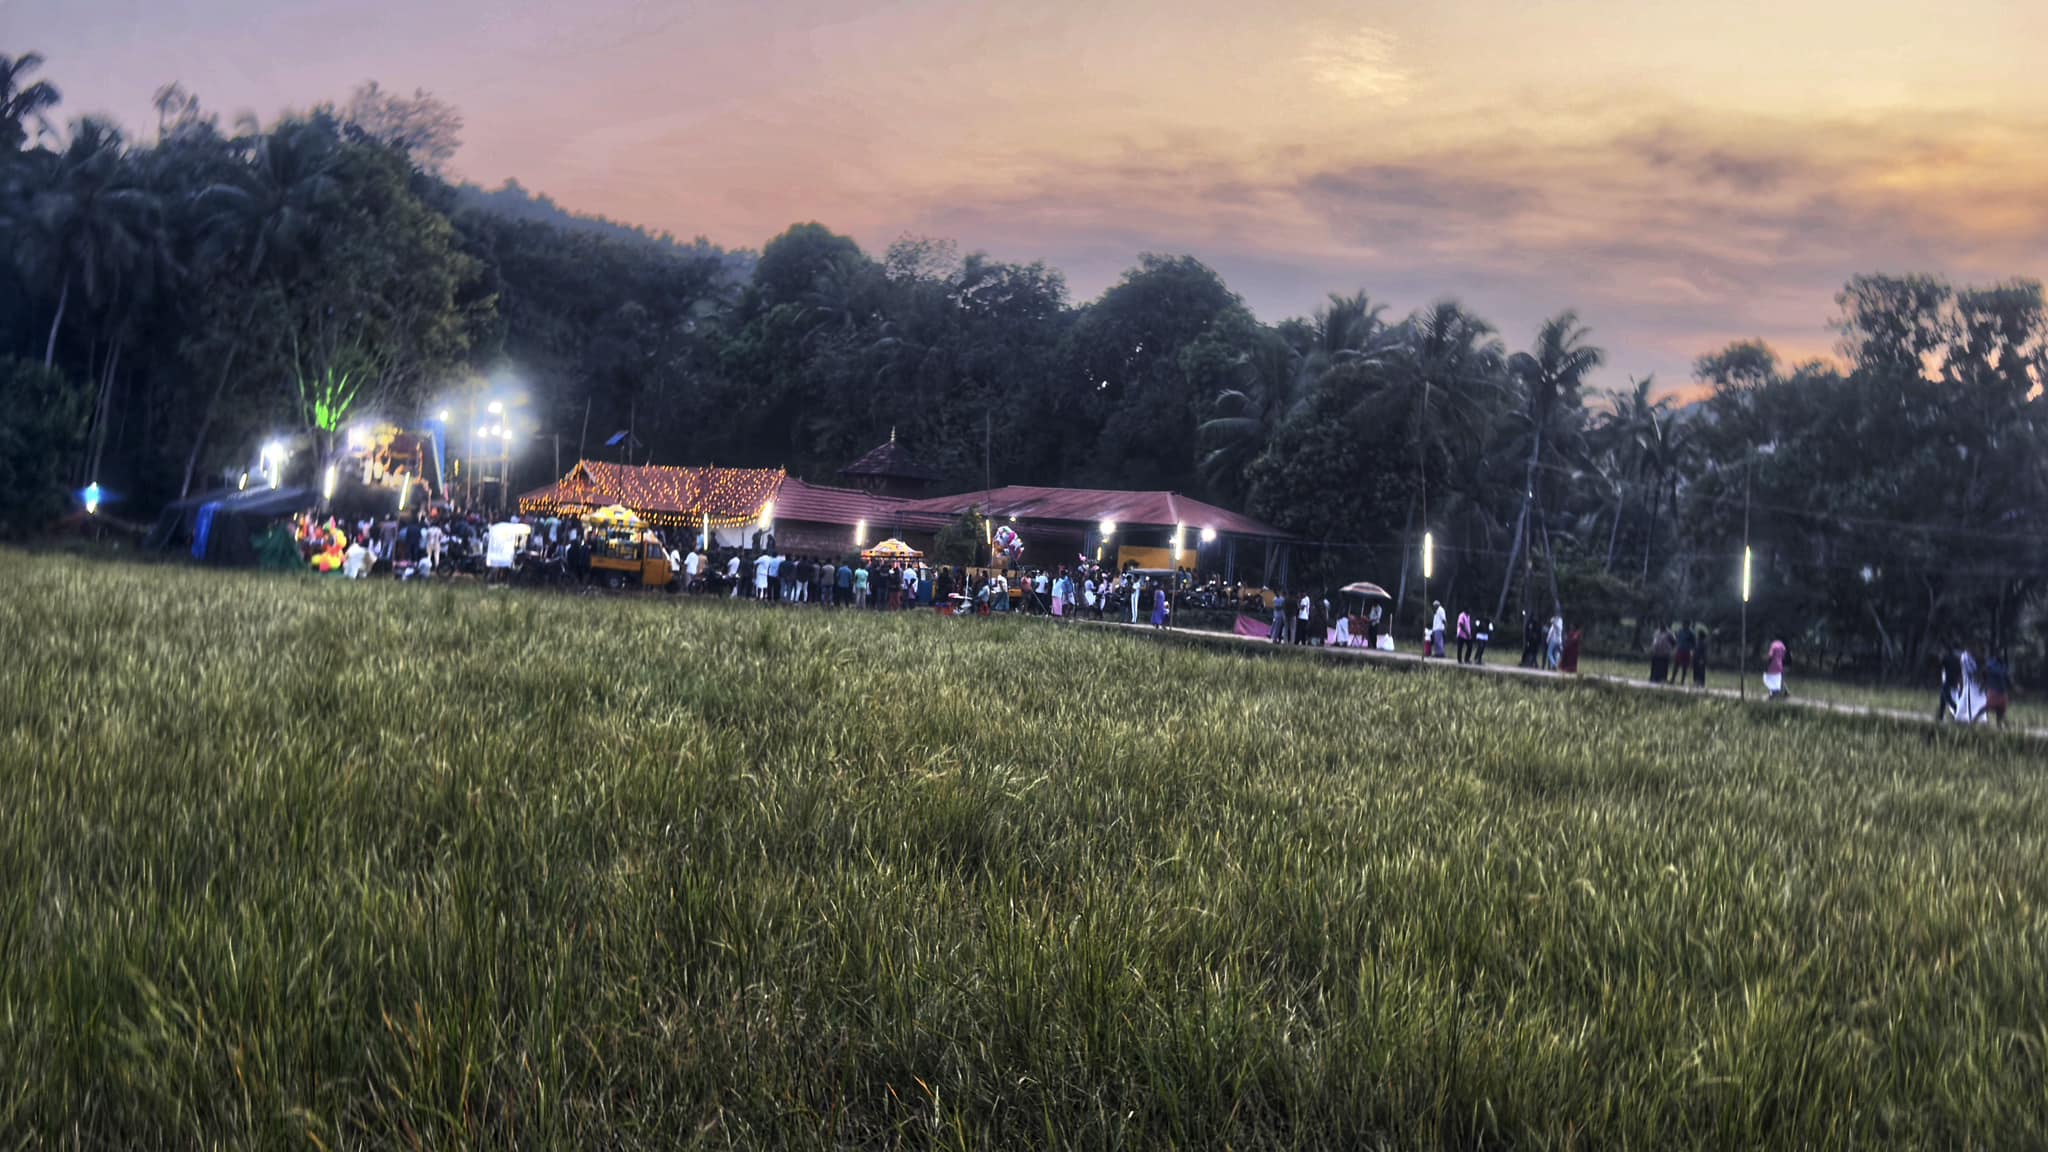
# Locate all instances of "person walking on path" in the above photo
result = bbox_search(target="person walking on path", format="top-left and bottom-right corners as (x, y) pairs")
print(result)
(1674, 623), (1696, 686)
(1951, 648), (1988, 723)
(1455, 611), (1474, 664)
(1270, 591), (1287, 643)
(1764, 638), (1789, 700)
(1430, 601), (1447, 659)
(1546, 615), (1564, 671)
(1983, 654), (2011, 727)
(1561, 626), (1582, 674)
(1520, 612), (1541, 667)
(1649, 623), (1676, 684)
(1936, 645), (1961, 722)
(1692, 626), (1709, 688)
(1150, 583), (1169, 628)
(1473, 616), (1491, 665)
(1295, 593), (1313, 645)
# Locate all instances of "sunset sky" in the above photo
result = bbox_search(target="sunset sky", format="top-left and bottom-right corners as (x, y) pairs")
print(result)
(12, 0), (2048, 391)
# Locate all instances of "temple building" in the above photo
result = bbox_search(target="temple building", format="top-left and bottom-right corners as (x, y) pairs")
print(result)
(516, 433), (1289, 578)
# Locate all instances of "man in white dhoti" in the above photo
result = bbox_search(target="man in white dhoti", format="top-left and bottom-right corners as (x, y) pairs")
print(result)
(1951, 648), (1988, 723)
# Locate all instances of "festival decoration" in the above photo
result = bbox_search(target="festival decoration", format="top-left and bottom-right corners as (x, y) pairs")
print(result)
(517, 461), (786, 529)
(587, 503), (644, 529)
(993, 524), (1023, 560)
(861, 538), (924, 562)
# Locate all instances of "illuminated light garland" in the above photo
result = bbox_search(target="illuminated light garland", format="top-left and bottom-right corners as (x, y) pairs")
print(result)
(516, 461), (787, 529)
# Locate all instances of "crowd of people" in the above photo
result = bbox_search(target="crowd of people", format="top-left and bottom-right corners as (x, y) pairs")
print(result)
(1936, 643), (2012, 727)
(677, 543), (1194, 625)
(278, 509), (484, 579)
(276, 508), (2014, 726)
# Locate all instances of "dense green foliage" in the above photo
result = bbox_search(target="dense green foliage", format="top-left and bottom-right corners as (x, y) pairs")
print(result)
(2, 552), (2044, 1147)
(0, 357), (89, 537)
(1, 50), (2043, 678)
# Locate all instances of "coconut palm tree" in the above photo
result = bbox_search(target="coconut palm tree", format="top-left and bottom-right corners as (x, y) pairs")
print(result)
(13, 118), (157, 374)
(1197, 291), (1396, 496)
(0, 52), (61, 152)
(1359, 299), (1508, 618)
(176, 116), (342, 495)
(1496, 311), (1604, 620)
(1631, 397), (1694, 585)
(1591, 375), (1663, 571)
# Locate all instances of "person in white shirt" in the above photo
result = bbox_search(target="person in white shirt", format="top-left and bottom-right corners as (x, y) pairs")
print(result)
(423, 522), (444, 566)
(683, 548), (702, 591)
(1296, 594), (1312, 646)
(343, 538), (370, 579)
(726, 552), (742, 596)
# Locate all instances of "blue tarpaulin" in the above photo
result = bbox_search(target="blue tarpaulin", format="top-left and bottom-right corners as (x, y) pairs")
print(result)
(193, 501), (221, 561)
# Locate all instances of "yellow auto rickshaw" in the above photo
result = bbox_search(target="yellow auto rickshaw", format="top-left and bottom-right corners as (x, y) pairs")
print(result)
(586, 504), (674, 590)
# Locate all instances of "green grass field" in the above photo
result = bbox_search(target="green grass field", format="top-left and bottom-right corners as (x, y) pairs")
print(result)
(3, 551), (2044, 1148)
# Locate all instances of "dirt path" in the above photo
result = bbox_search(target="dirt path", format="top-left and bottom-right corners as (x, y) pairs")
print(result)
(1078, 616), (2043, 738)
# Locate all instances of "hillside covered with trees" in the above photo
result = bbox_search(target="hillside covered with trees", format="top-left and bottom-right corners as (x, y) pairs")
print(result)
(2, 51), (2043, 678)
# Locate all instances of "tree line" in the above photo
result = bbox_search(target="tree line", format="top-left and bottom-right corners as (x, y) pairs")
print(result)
(2, 51), (2042, 678)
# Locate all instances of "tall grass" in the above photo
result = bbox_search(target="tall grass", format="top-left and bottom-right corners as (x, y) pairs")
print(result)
(2, 551), (2043, 1148)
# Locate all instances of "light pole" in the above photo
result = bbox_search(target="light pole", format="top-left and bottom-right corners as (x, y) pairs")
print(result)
(1422, 530), (1435, 657)
(500, 426), (512, 513)
(1739, 456), (1752, 700)
(1172, 521), (1185, 623)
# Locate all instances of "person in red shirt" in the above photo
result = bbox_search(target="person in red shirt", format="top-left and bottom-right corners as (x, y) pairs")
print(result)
(1763, 639), (1789, 700)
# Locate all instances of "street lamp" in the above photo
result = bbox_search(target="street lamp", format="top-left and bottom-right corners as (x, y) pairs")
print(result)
(1739, 454), (1754, 700)
(1199, 525), (1217, 544)
(1421, 531), (1436, 656)
(262, 441), (287, 489)
(321, 463), (337, 504)
(83, 482), (101, 516)
(855, 518), (868, 547)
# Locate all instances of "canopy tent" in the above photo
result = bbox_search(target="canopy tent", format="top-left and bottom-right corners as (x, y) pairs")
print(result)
(860, 538), (923, 561)
(586, 504), (643, 529)
(147, 485), (314, 566)
(894, 484), (1283, 540)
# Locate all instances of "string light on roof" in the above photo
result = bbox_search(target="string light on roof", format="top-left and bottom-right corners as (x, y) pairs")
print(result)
(516, 461), (787, 529)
